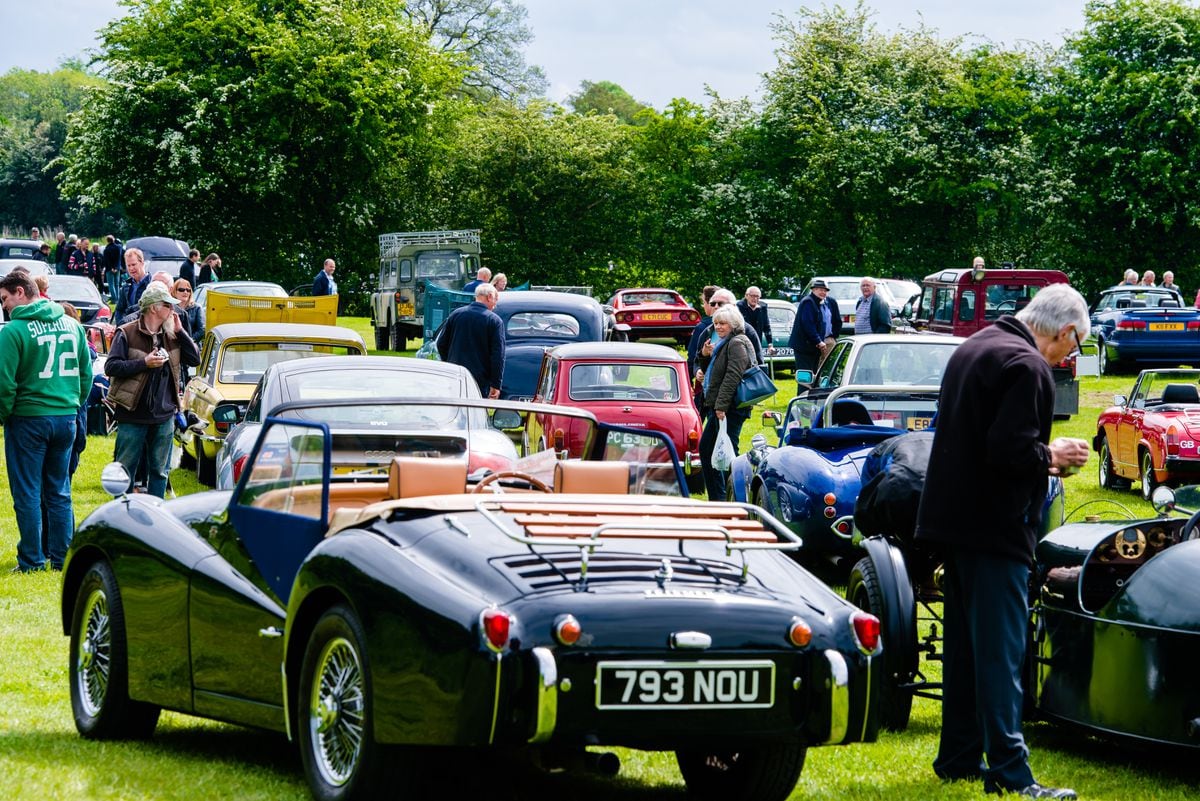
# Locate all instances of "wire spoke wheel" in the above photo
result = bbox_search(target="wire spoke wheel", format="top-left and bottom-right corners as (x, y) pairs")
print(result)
(309, 636), (366, 788)
(76, 587), (112, 718)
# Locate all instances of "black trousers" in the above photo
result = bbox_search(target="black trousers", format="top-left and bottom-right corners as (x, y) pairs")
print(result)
(935, 547), (1036, 793)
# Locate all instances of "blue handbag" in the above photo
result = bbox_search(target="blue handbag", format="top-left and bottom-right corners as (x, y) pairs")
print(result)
(736, 364), (777, 408)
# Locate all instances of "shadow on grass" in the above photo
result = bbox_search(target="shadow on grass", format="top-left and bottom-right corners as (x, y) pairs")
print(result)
(1027, 721), (1200, 785)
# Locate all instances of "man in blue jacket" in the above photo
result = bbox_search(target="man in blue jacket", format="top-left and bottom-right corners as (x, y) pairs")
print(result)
(313, 258), (338, 296)
(437, 283), (505, 398)
(789, 280), (842, 374)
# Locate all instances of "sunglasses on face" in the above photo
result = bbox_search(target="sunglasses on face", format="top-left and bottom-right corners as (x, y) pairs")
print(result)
(711, 301), (728, 307)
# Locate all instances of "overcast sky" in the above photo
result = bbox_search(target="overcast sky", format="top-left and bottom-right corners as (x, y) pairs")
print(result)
(3, 1), (1089, 108)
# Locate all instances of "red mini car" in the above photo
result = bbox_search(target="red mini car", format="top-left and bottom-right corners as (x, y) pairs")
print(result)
(606, 288), (700, 343)
(530, 342), (704, 493)
(1095, 368), (1200, 500)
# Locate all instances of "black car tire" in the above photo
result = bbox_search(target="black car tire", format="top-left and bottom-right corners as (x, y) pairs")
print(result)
(373, 325), (388, 351)
(70, 561), (161, 739)
(196, 444), (216, 487)
(676, 739), (806, 801)
(299, 605), (406, 801)
(1140, 449), (1158, 501)
(847, 556), (914, 731)
(389, 322), (405, 352)
(1097, 435), (1128, 490)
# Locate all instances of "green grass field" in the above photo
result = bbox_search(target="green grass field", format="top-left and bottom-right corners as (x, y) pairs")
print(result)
(1, 323), (1197, 799)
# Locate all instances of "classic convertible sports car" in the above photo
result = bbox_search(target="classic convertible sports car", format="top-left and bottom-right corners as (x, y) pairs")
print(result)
(418, 290), (606, 400)
(605, 288), (700, 343)
(1095, 368), (1200, 500)
(180, 322), (366, 485)
(64, 399), (881, 801)
(1030, 483), (1200, 749)
(729, 385), (942, 563)
(214, 356), (496, 489)
(1089, 285), (1200, 374)
(530, 342), (704, 494)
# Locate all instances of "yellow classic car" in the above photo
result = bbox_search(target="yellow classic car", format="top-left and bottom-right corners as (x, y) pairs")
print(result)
(180, 322), (366, 485)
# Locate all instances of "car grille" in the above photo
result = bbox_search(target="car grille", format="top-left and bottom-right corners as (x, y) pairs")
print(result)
(497, 551), (744, 590)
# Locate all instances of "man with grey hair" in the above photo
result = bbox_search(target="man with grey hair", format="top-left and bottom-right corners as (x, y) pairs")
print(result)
(915, 282), (1088, 800)
(736, 286), (772, 351)
(437, 282), (505, 398)
(854, 277), (891, 335)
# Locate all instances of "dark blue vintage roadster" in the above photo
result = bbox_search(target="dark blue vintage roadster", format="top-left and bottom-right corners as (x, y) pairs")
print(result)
(63, 398), (882, 801)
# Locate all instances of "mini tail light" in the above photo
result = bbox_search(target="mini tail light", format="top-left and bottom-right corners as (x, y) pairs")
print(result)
(481, 608), (512, 653)
(823, 492), (837, 506)
(851, 611), (881, 654)
(553, 428), (566, 452)
(554, 614), (581, 646)
(787, 617), (812, 647)
(232, 455), (248, 484)
(687, 429), (700, 448)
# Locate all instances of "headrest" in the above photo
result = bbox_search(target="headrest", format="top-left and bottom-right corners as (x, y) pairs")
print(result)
(388, 457), (467, 499)
(1161, 383), (1200, 405)
(554, 461), (630, 494)
(815, 399), (874, 428)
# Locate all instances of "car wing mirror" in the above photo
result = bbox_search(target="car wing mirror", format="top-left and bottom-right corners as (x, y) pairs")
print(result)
(762, 410), (782, 428)
(795, 369), (814, 386)
(492, 409), (522, 430)
(100, 462), (131, 497)
(212, 401), (243, 428)
(1114, 394), (1127, 406)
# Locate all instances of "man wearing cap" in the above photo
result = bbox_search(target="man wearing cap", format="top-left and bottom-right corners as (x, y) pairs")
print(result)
(789, 279), (842, 375)
(105, 283), (200, 497)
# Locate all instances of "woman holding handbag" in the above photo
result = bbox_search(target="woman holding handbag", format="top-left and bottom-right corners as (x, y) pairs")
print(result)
(697, 303), (754, 500)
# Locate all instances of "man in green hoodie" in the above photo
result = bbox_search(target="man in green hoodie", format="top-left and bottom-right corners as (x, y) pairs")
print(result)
(0, 271), (93, 572)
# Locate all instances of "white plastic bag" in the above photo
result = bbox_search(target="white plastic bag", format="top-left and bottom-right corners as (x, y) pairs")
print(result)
(712, 417), (735, 472)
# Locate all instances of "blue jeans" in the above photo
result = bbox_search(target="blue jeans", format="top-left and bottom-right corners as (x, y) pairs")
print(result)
(114, 420), (174, 498)
(107, 272), (121, 301)
(5, 415), (76, 570)
(699, 409), (747, 500)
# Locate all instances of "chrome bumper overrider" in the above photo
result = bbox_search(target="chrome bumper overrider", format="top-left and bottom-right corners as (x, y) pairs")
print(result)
(528, 647), (558, 744)
(822, 649), (849, 745)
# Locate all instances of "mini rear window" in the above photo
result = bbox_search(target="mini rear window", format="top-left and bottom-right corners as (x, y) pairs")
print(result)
(568, 363), (680, 402)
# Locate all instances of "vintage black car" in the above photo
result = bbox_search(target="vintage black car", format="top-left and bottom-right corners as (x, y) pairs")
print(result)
(63, 398), (882, 801)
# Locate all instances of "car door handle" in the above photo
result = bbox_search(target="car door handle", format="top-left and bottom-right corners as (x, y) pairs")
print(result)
(258, 626), (283, 639)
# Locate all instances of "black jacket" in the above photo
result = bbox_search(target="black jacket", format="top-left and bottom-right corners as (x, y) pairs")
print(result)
(436, 301), (505, 394)
(914, 316), (1054, 565)
(736, 299), (772, 343)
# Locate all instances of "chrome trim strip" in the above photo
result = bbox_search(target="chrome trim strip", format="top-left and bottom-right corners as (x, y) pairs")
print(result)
(488, 654), (503, 744)
(823, 650), (850, 745)
(859, 654), (873, 742)
(281, 662), (292, 742)
(528, 647), (558, 744)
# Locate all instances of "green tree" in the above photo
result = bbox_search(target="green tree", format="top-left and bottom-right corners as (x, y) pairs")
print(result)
(61, 0), (462, 291)
(405, 0), (547, 101)
(569, 80), (652, 123)
(0, 66), (105, 230)
(1049, 0), (1200, 291)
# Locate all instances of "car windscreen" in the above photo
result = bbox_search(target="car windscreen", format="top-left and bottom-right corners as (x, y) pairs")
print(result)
(283, 368), (467, 401)
(505, 311), (581, 339)
(847, 341), (957, 385)
(210, 283), (288, 297)
(568, 363), (681, 402)
(415, 250), (460, 279)
(220, 343), (361, 384)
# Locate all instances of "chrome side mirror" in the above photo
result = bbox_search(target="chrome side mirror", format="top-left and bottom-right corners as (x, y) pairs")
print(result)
(1151, 485), (1175, 514)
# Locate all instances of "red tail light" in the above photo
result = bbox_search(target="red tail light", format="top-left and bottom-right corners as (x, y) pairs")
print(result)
(96, 306), (111, 319)
(232, 455), (248, 484)
(687, 429), (700, 449)
(1167, 428), (1180, 456)
(553, 428), (566, 452)
(1188, 321), (1200, 331)
(1117, 320), (1146, 330)
(481, 609), (512, 653)
(468, 451), (511, 474)
(617, 312), (630, 323)
(682, 310), (699, 323)
(851, 612), (881, 654)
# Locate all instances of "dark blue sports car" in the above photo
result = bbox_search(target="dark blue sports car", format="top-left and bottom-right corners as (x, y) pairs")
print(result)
(418, 290), (606, 400)
(729, 385), (942, 564)
(1090, 286), (1200, 374)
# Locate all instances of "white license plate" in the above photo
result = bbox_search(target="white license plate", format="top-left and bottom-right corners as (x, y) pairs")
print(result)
(595, 660), (775, 710)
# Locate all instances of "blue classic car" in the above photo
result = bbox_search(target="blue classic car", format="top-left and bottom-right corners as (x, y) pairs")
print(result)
(729, 385), (942, 564)
(1090, 286), (1200, 374)
(64, 398), (882, 801)
(418, 290), (606, 400)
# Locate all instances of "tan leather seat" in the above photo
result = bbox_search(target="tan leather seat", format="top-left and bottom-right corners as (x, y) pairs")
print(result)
(388, 457), (468, 499)
(554, 461), (630, 494)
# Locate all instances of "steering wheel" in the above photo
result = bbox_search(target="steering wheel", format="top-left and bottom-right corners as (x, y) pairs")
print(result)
(997, 300), (1017, 312)
(470, 470), (552, 494)
(621, 388), (656, 399)
(914, 375), (942, 385)
(1184, 507), (1200, 540)
(543, 322), (577, 335)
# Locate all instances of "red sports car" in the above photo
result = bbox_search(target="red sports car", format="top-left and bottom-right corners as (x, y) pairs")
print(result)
(530, 342), (704, 493)
(606, 288), (700, 343)
(1095, 368), (1200, 500)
